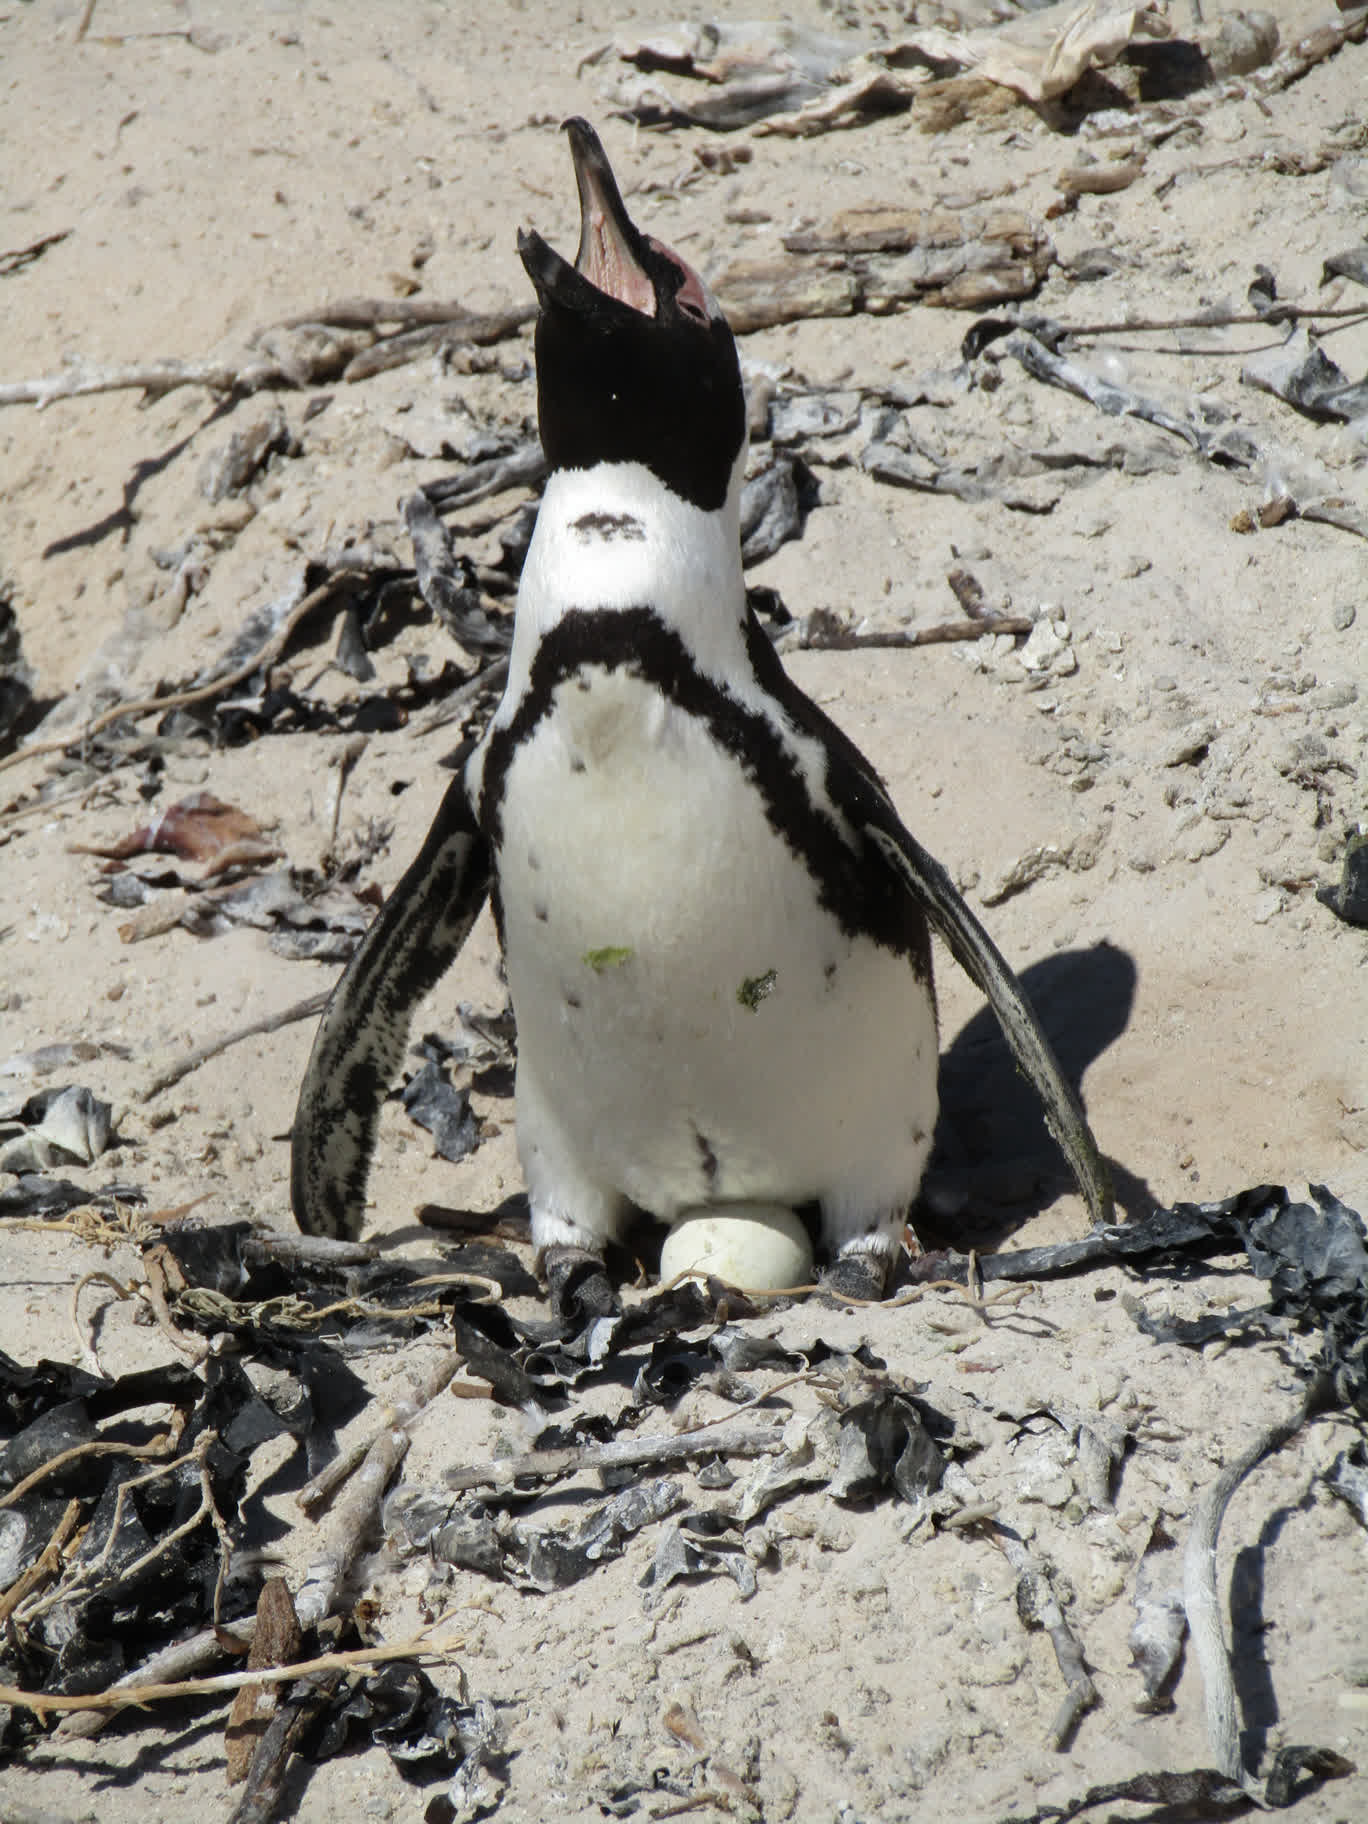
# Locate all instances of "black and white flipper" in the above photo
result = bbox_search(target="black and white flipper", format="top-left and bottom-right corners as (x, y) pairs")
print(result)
(864, 822), (1113, 1226)
(290, 774), (491, 1240)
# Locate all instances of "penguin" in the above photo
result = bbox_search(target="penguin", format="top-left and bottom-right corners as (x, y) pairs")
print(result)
(290, 118), (1111, 1312)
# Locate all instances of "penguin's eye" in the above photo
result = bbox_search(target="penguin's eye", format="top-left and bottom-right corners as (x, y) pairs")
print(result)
(678, 297), (708, 324)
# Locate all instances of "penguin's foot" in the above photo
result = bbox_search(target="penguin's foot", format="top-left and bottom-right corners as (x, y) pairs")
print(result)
(821, 1249), (891, 1305)
(542, 1243), (620, 1328)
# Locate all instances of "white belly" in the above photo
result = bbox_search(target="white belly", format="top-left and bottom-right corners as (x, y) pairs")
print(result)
(491, 668), (938, 1247)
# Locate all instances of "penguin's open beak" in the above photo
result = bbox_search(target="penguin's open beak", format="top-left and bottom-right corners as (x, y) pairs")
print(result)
(518, 118), (657, 320)
(566, 118), (657, 316)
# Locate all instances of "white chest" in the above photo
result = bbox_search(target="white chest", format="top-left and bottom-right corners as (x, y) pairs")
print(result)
(487, 665), (937, 1223)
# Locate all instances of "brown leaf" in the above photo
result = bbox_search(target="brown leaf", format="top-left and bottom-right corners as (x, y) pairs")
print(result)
(74, 792), (275, 865)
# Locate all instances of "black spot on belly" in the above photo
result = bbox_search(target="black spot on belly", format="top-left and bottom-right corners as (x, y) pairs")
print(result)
(534, 903), (549, 924)
(565, 991), (582, 1010)
(569, 755), (587, 774)
(694, 1127), (720, 1193)
(824, 960), (838, 983)
(571, 511), (647, 542)
(527, 849), (541, 871)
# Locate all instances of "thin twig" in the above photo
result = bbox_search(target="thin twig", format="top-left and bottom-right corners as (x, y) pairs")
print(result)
(274, 297), (533, 332)
(143, 990), (332, 1099)
(799, 614), (1031, 651)
(0, 1635), (463, 1720)
(1060, 302), (1368, 339)
(0, 1426), (183, 1511)
(444, 1410), (789, 1493)
(0, 576), (341, 778)
(14, 1434), (221, 1627)
(0, 228), (73, 276)
(322, 732), (369, 865)
(989, 1524), (1099, 1750)
(70, 1267), (134, 1369)
(417, 655), (509, 734)
(0, 1499), (83, 1626)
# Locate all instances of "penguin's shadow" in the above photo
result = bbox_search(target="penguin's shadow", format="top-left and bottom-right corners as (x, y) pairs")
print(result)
(927, 938), (1152, 1241)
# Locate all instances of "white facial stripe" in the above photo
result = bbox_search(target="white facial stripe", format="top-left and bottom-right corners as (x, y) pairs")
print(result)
(485, 457), (860, 857)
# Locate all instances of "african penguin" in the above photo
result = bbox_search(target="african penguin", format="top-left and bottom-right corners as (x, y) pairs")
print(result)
(290, 119), (1112, 1312)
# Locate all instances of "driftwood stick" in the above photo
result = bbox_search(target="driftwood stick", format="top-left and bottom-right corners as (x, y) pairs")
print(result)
(294, 1427), (411, 1628)
(0, 352), (323, 411)
(226, 1670), (343, 1824)
(1183, 1381), (1327, 1785)
(0, 300), (531, 411)
(273, 297), (533, 334)
(297, 1348), (461, 1514)
(445, 1412), (787, 1493)
(143, 991), (331, 1100)
(799, 613), (1031, 651)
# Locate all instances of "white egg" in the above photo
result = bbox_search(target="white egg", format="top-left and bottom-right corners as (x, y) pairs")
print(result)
(659, 1203), (815, 1291)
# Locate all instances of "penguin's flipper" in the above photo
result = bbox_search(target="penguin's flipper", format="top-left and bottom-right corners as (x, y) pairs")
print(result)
(864, 819), (1115, 1228)
(291, 773), (493, 1240)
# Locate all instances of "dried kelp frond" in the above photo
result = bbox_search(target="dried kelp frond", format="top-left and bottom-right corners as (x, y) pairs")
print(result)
(518, 1480), (686, 1592)
(0, 1354), (259, 1738)
(311, 1659), (489, 1779)
(1128, 1520), (1186, 1710)
(0, 1174), (145, 1222)
(641, 1512), (759, 1604)
(1242, 324), (1368, 422)
(1317, 832), (1368, 927)
(934, 1183), (1368, 1416)
(399, 1060), (483, 1165)
(739, 454), (817, 563)
(403, 493), (513, 659)
(0, 1085), (114, 1173)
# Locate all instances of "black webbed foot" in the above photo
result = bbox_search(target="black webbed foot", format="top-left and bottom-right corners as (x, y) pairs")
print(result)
(821, 1250), (891, 1306)
(542, 1243), (620, 1329)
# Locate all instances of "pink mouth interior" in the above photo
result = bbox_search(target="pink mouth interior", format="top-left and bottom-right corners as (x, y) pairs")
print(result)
(579, 205), (657, 317)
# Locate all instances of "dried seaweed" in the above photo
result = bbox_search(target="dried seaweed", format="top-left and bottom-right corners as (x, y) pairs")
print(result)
(1242, 324), (1368, 421)
(988, 1752), (1353, 1824)
(0, 1086), (114, 1173)
(1128, 1520), (1186, 1710)
(399, 1059), (483, 1165)
(927, 1184), (1368, 1418)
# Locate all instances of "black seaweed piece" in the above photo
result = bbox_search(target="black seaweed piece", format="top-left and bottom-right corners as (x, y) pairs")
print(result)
(400, 1060), (482, 1163)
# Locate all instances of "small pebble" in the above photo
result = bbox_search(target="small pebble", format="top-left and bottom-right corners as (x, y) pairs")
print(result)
(1332, 602), (1356, 632)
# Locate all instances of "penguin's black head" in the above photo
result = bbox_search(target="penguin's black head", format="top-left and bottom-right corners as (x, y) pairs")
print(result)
(518, 118), (746, 514)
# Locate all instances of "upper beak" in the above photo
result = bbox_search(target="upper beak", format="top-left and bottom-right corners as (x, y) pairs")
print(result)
(518, 118), (656, 318)
(565, 118), (657, 316)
